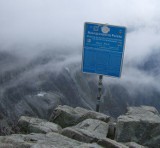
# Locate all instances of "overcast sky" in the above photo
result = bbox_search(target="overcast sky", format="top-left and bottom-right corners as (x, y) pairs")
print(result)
(0, 1), (160, 74)
(0, 0), (160, 59)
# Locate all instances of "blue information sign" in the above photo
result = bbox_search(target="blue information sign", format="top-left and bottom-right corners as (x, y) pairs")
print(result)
(82, 22), (126, 77)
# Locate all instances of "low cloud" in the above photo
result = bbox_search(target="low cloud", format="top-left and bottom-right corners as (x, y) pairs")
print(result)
(0, 0), (160, 100)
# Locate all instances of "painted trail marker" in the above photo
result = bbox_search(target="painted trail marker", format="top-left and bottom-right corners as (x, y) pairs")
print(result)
(82, 22), (126, 77)
(82, 22), (127, 112)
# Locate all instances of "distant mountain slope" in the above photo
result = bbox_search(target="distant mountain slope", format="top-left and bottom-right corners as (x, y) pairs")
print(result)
(139, 50), (160, 76)
(0, 49), (160, 123)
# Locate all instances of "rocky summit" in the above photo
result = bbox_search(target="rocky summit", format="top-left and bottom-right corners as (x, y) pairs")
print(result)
(0, 105), (160, 148)
(115, 106), (160, 148)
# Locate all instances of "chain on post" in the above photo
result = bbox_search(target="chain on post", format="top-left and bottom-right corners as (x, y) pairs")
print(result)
(96, 75), (103, 112)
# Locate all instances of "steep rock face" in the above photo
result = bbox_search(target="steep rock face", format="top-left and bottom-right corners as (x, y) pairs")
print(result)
(115, 106), (160, 148)
(50, 105), (110, 128)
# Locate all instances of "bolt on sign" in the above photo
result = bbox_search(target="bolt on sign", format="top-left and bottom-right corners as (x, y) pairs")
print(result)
(82, 22), (126, 77)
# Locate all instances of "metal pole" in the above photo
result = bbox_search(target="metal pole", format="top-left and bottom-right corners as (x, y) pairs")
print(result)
(96, 75), (103, 112)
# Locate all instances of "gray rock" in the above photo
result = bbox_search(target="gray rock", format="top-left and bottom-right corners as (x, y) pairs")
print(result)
(0, 132), (103, 148)
(97, 138), (128, 148)
(0, 133), (34, 148)
(75, 118), (109, 139)
(18, 116), (62, 134)
(62, 127), (93, 143)
(61, 118), (128, 148)
(50, 105), (110, 128)
(115, 106), (160, 148)
(62, 118), (108, 143)
(74, 143), (103, 148)
(125, 142), (147, 148)
(107, 122), (116, 140)
(31, 143), (103, 148)
(0, 143), (16, 148)
(75, 107), (110, 122)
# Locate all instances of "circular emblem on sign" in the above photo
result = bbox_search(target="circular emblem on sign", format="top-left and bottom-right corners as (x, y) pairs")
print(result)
(101, 26), (110, 33)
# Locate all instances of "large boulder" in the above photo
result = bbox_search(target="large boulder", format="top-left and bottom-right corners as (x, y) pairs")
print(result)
(62, 118), (128, 148)
(0, 132), (103, 148)
(62, 118), (109, 142)
(97, 138), (128, 148)
(50, 105), (110, 128)
(124, 142), (147, 148)
(115, 106), (160, 148)
(18, 116), (62, 134)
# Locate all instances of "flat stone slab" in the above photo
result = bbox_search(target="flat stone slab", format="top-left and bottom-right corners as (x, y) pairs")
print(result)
(0, 132), (103, 148)
(97, 138), (128, 148)
(18, 116), (62, 134)
(62, 118), (109, 143)
(62, 118), (128, 148)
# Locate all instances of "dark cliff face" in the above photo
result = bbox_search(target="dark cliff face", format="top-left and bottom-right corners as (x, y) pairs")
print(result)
(0, 49), (160, 122)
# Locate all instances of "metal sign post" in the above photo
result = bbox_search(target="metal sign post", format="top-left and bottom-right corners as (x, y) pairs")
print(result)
(96, 75), (103, 112)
